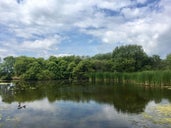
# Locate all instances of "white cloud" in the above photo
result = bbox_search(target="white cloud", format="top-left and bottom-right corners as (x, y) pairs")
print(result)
(121, 7), (146, 19)
(54, 54), (73, 57)
(0, 49), (8, 59)
(0, 41), (18, 58)
(0, 1), (19, 22)
(0, 34), (61, 58)
(0, 0), (171, 57)
(102, 31), (128, 44)
(21, 35), (61, 50)
(89, 0), (171, 57)
(0, 49), (7, 52)
(137, 0), (147, 4)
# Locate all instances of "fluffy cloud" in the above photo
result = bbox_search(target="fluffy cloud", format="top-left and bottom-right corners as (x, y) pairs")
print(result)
(137, 0), (147, 4)
(0, 0), (171, 58)
(89, 0), (171, 57)
(21, 35), (61, 50)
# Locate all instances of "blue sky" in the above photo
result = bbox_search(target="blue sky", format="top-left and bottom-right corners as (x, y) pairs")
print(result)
(0, 0), (171, 58)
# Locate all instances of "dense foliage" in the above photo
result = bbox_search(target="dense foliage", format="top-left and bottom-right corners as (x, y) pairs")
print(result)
(0, 44), (170, 80)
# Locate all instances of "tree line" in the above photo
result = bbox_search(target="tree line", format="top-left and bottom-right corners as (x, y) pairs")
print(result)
(0, 44), (171, 80)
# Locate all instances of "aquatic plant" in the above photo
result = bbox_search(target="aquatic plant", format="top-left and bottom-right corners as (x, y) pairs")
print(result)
(142, 104), (171, 125)
(89, 70), (171, 86)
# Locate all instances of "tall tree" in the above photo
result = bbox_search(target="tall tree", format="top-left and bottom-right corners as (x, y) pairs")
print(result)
(14, 56), (35, 76)
(112, 45), (148, 72)
(148, 55), (162, 70)
(46, 61), (60, 79)
(73, 60), (94, 79)
(92, 53), (112, 60)
(21, 62), (42, 80)
(0, 56), (15, 80)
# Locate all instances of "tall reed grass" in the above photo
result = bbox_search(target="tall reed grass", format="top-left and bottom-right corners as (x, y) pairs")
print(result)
(89, 70), (171, 86)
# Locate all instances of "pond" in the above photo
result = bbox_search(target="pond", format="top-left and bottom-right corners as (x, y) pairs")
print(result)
(0, 81), (171, 128)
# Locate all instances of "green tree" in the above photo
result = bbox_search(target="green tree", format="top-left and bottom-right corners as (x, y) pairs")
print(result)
(48, 56), (59, 64)
(67, 62), (76, 79)
(36, 57), (46, 69)
(37, 70), (55, 80)
(112, 45), (148, 72)
(148, 55), (162, 70)
(46, 61), (60, 79)
(92, 53), (112, 60)
(0, 56), (15, 80)
(14, 56), (35, 76)
(58, 60), (68, 79)
(21, 62), (42, 80)
(73, 60), (94, 79)
(91, 60), (105, 72)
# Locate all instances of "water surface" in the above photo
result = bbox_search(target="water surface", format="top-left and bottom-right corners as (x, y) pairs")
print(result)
(0, 81), (171, 128)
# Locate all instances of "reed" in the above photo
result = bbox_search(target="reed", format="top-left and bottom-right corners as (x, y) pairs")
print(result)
(89, 70), (171, 86)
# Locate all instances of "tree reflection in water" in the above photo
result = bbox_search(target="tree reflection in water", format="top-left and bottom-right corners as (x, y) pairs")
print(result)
(0, 81), (171, 114)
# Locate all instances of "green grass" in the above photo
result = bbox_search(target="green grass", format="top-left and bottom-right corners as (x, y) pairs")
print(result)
(89, 70), (171, 86)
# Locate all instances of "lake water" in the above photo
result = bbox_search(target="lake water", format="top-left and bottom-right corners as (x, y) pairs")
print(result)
(0, 81), (171, 128)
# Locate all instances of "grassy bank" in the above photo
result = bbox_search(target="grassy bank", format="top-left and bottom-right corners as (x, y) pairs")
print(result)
(89, 70), (171, 86)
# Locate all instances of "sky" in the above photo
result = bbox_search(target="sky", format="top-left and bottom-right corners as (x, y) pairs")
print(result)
(0, 0), (171, 58)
